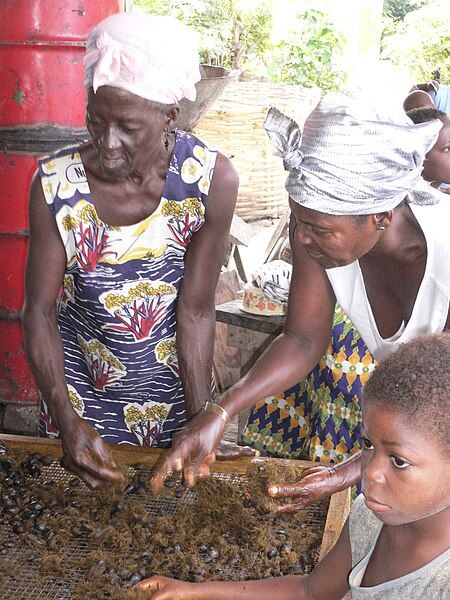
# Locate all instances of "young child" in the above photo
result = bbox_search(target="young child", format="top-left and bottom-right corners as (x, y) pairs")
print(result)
(407, 107), (450, 193)
(134, 333), (450, 599)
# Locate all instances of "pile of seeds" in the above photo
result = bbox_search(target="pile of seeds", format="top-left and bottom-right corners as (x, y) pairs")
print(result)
(0, 450), (328, 599)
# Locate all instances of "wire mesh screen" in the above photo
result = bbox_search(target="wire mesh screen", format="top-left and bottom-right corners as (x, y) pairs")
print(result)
(0, 458), (327, 599)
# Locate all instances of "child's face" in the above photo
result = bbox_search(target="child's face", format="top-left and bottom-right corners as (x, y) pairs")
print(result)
(423, 116), (450, 185)
(361, 405), (450, 526)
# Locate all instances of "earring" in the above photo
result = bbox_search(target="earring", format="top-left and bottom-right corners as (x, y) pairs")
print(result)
(377, 226), (386, 231)
(164, 126), (170, 151)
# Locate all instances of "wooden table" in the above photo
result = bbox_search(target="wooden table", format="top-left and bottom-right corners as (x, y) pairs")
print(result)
(215, 299), (285, 336)
(0, 433), (350, 561)
(215, 299), (286, 436)
(215, 300), (285, 376)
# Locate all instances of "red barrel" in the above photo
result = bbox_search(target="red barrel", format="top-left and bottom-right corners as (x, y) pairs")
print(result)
(0, 0), (122, 405)
(1, 2), (123, 43)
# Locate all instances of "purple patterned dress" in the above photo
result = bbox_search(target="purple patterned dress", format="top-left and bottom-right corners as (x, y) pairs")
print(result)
(38, 132), (217, 447)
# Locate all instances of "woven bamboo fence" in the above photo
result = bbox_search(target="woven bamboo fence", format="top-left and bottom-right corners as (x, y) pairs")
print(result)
(194, 82), (320, 221)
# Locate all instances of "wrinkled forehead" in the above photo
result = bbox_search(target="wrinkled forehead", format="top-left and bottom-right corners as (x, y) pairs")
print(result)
(87, 85), (152, 112)
(289, 199), (367, 226)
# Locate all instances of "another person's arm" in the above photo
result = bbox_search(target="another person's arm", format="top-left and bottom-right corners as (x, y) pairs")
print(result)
(268, 452), (361, 512)
(151, 216), (337, 491)
(135, 518), (352, 599)
(409, 80), (439, 93)
(22, 173), (124, 489)
(176, 152), (256, 459)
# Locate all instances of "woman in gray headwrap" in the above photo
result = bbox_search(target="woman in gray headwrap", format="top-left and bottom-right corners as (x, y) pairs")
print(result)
(151, 93), (450, 508)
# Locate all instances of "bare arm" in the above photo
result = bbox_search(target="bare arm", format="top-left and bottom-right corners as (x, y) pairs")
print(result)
(176, 153), (257, 461)
(22, 172), (123, 488)
(151, 215), (336, 490)
(270, 452), (362, 512)
(22, 172), (76, 428)
(409, 81), (439, 93)
(219, 215), (336, 419)
(176, 152), (238, 419)
(136, 519), (352, 600)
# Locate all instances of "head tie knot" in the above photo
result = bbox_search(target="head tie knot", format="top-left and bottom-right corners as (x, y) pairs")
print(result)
(84, 13), (201, 105)
(264, 107), (304, 172)
(88, 31), (141, 92)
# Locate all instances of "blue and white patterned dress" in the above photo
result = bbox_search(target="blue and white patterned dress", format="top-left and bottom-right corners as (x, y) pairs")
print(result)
(38, 131), (217, 447)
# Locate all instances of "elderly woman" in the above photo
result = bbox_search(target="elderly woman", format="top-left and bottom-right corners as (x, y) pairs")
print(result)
(22, 13), (254, 489)
(151, 93), (450, 508)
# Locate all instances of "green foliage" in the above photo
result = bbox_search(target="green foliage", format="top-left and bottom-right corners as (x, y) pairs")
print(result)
(268, 9), (347, 93)
(134, 1), (347, 92)
(134, 0), (272, 71)
(382, 1), (450, 83)
(382, 0), (427, 21)
(230, 4), (272, 71)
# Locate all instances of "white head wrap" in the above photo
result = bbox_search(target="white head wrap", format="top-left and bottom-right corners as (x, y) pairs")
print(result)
(264, 93), (443, 215)
(84, 13), (201, 104)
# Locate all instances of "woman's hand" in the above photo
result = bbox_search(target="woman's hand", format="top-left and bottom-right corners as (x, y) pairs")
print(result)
(59, 414), (125, 489)
(150, 410), (226, 494)
(134, 575), (196, 599)
(215, 439), (259, 461)
(267, 464), (337, 513)
(267, 454), (361, 513)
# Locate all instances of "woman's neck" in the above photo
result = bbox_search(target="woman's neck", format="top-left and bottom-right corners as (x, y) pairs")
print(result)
(364, 202), (426, 265)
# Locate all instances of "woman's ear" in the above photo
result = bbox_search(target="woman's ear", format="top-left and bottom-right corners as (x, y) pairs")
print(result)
(373, 211), (392, 231)
(166, 104), (180, 130)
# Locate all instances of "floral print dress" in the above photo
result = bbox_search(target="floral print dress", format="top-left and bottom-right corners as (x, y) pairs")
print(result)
(38, 131), (217, 447)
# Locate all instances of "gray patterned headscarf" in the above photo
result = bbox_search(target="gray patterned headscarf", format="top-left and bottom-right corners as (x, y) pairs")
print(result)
(264, 93), (443, 215)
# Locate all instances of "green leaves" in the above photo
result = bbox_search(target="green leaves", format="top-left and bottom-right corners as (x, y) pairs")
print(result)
(269, 9), (347, 93)
(135, 0), (272, 71)
(134, 1), (347, 90)
(382, 1), (450, 83)
(383, 0), (427, 21)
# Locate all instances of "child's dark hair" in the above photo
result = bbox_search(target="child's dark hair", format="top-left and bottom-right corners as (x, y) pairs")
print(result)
(363, 333), (450, 442)
(407, 107), (447, 124)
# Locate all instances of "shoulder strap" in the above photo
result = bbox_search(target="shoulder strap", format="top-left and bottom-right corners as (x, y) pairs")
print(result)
(38, 148), (89, 214)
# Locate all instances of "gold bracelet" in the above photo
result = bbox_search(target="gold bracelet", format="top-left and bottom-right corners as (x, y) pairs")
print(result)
(204, 401), (231, 425)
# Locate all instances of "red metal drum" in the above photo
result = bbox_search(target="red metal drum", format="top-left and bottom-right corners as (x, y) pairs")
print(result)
(1, 43), (88, 128)
(1, 321), (38, 404)
(0, 0), (122, 406)
(0, 152), (35, 235)
(1, 1), (123, 43)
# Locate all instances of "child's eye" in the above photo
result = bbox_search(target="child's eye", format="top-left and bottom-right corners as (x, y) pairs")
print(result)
(362, 437), (374, 450)
(390, 455), (410, 469)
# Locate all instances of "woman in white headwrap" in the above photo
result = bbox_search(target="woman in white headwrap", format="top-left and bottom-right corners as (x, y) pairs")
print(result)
(22, 12), (255, 489)
(152, 93), (450, 508)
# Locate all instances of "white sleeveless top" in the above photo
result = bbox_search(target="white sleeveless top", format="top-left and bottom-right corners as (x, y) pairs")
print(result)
(326, 201), (450, 361)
